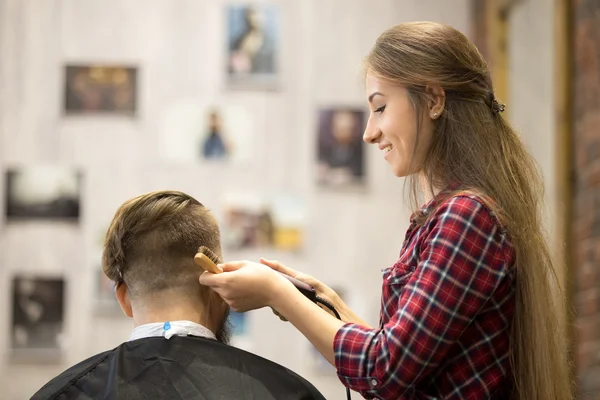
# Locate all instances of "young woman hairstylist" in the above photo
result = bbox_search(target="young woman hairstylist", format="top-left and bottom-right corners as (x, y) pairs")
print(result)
(199, 21), (572, 400)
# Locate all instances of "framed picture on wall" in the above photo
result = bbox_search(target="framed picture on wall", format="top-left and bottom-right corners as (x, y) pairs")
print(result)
(226, 3), (279, 90)
(228, 309), (253, 351)
(95, 267), (122, 315)
(220, 193), (306, 253)
(64, 65), (137, 115)
(10, 276), (65, 362)
(5, 166), (82, 222)
(159, 101), (254, 164)
(229, 310), (248, 337)
(316, 108), (366, 188)
(270, 194), (306, 253)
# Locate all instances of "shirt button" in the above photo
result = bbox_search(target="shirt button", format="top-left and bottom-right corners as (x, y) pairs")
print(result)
(370, 378), (378, 386)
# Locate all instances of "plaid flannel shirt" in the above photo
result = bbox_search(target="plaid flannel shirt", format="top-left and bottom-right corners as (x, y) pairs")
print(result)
(334, 191), (516, 399)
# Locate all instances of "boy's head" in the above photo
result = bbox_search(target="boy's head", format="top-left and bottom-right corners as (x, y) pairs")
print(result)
(102, 190), (230, 342)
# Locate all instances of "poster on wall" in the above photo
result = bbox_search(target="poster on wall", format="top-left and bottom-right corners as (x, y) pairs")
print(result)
(160, 102), (254, 164)
(229, 310), (248, 337)
(64, 65), (137, 115)
(316, 108), (366, 188)
(270, 194), (306, 252)
(11, 276), (65, 361)
(5, 166), (82, 222)
(228, 310), (253, 351)
(220, 193), (306, 253)
(226, 3), (279, 89)
(95, 267), (122, 315)
(93, 224), (124, 315)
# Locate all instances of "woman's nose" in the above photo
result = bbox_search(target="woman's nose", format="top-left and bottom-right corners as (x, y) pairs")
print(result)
(363, 119), (380, 144)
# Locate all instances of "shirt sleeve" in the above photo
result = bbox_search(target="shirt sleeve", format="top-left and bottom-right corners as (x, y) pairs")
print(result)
(333, 196), (513, 399)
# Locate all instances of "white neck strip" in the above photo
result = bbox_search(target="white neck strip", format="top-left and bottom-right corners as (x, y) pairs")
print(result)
(129, 320), (216, 341)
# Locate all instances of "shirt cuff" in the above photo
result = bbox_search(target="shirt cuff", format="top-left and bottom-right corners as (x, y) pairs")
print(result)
(334, 323), (381, 394)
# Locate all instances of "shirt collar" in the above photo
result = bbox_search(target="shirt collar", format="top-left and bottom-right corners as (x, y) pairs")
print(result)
(129, 320), (217, 342)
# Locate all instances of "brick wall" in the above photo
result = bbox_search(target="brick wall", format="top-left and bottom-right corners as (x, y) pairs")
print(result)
(572, 0), (600, 398)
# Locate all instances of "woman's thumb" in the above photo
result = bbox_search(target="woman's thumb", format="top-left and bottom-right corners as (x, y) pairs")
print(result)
(218, 261), (244, 273)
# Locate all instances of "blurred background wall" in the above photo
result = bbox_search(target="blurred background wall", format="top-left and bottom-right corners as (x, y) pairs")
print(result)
(571, 0), (600, 397)
(0, 0), (598, 399)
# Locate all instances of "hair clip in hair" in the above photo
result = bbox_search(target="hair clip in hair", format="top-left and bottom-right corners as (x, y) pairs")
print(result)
(491, 99), (506, 114)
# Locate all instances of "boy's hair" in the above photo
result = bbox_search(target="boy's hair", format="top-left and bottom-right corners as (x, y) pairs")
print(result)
(102, 190), (221, 299)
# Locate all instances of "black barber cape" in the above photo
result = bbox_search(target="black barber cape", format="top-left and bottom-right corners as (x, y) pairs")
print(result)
(31, 335), (327, 400)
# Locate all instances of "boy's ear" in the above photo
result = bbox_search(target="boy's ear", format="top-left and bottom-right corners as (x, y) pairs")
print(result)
(115, 282), (133, 318)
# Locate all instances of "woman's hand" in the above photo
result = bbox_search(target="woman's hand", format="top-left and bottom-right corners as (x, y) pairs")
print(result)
(260, 258), (372, 328)
(200, 259), (359, 368)
(259, 258), (339, 315)
(198, 261), (293, 312)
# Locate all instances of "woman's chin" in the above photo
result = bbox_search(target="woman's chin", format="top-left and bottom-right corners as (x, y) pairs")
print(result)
(391, 164), (409, 178)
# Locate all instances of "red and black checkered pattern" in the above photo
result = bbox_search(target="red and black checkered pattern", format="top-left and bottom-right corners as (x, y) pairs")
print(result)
(334, 192), (515, 400)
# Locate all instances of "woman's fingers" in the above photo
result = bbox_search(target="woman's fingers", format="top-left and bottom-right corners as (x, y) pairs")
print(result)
(259, 258), (327, 293)
(198, 271), (221, 287)
(199, 261), (286, 312)
(259, 258), (298, 277)
(218, 262), (245, 272)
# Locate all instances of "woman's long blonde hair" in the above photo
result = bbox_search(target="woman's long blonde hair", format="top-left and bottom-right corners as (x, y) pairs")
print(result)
(364, 22), (572, 400)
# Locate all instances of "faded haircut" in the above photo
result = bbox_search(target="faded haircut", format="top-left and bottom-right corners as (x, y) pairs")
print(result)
(102, 190), (221, 299)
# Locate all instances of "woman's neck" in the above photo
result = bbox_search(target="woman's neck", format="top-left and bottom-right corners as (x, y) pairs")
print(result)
(419, 174), (440, 205)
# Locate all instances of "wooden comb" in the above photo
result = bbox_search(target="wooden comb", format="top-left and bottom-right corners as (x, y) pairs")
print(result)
(194, 246), (222, 274)
(194, 246), (318, 303)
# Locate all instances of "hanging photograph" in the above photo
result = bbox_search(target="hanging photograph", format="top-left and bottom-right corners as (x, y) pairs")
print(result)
(316, 108), (366, 187)
(11, 276), (65, 356)
(95, 267), (121, 314)
(226, 4), (279, 89)
(5, 166), (82, 221)
(229, 310), (248, 337)
(220, 193), (306, 252)
(64, 65), (137, 115)
(270, 194), (306, 252)
(160, 101), (254, 164)
(228, 309), (253, 351)
(221, 193), (273, 251)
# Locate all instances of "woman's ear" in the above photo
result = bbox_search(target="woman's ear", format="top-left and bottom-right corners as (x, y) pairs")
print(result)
(115, 282), (133, 318)
(425, 84), (446, 119)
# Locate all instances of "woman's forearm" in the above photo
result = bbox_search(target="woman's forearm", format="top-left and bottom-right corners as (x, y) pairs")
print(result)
(335, 301), (373, 328)
(270, 281), (346, 366)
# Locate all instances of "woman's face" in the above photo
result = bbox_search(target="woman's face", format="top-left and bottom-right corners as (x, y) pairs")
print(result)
(363, 73), (435, 177)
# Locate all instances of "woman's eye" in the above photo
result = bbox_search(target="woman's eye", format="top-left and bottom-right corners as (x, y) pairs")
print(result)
(374, 105), (386, 114)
